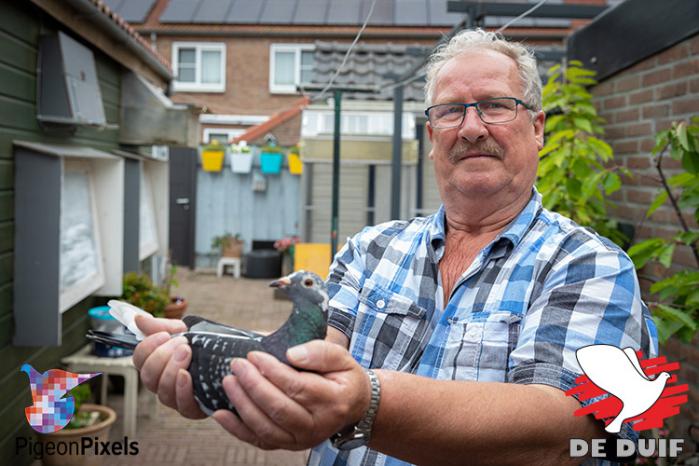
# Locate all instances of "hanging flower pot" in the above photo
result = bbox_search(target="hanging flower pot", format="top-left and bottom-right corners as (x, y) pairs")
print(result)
(260, 146), (283, 175)
(200, 143), (225, 172)
(288, 148), (303, 175)
(230, 141), (253, 174)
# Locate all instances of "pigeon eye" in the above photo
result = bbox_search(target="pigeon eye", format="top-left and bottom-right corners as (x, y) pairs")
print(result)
(303, 278), (314, 287)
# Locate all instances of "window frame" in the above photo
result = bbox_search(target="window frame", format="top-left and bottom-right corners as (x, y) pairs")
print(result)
(172, 42), (226, 93)
(203, 128), (246, 144)
(269, 44), (315, 94)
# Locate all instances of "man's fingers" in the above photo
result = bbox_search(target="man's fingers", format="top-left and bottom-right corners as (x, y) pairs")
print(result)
(285, 339), (356, 373)
(175, 369), (207, 419)
(135, 315), (187, 336)
(221, 372), (297, 447)
(212, 409), (270, 450)
(157, 344), (192, 409)
(247, 351), (330, 405)
(233, 354), (314, 431)
(132, 332), (171, 370)
(139, 336), (188, 392)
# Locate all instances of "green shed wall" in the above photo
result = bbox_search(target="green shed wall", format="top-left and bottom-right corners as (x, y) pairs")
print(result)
(0, 1), (123, 463)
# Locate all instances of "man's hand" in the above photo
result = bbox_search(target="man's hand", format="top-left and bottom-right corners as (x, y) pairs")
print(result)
(132, 315), (207, 419)
(211, 339), (371, 450)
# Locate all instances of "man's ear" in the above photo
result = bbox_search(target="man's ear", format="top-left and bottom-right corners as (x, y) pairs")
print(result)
(533, 111), (545, 150)
(426, 122), (435, 159)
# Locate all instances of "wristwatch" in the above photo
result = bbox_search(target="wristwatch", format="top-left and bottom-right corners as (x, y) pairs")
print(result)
(331, 369), (381, 450)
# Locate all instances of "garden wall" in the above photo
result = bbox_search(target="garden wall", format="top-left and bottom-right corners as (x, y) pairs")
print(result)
(592, 31), (699, 444)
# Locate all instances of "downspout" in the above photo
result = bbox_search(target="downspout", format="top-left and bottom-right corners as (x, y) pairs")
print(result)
(61, 0), (172, 82)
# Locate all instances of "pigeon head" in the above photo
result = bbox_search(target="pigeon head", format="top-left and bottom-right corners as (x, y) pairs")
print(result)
(270, 270), (328, 307)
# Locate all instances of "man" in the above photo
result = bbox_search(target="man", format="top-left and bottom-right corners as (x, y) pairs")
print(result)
(134, 29), (657, 465)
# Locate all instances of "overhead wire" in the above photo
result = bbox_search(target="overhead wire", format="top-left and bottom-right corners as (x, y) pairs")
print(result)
(380, 0), (549, 94)
(308, 0), (378, 102)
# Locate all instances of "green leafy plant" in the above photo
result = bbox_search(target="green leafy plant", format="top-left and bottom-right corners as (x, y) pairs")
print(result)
(211, 232), (241, 252)
(628, 118), (699, 343)
(65, 383), (99, 429)
(122, 272), (168, 317)
(537, 60), (629, 246)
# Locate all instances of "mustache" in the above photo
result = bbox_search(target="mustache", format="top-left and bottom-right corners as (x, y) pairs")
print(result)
(448, 140), (504, 163)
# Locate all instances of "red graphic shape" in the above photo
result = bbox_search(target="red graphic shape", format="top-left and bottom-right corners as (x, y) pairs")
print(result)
(565, 351), (688, 432)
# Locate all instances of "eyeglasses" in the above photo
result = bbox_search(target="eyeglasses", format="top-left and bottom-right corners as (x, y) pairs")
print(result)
(425, 97), (533, 129)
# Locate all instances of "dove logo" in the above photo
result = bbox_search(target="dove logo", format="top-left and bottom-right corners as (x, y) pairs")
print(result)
(565, 344), (689, 460)
(20, 364), (101, 433)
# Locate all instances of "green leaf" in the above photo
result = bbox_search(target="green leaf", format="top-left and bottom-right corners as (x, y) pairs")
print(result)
(646, 190), (669, 217)
(573, 118), (593, 133)
(658, 243), (676, 268)
(603, 172), (621, 194)
(676, 231), (699, 245)
(668, 172), (693, 187)
(682, 150), (699, 174)
(628, 238), (667, 269)
(652, 131), (669, 155)
(654, 304), (698, 331)
(653, 315), (685, 343)
(677, 122), (690, 151)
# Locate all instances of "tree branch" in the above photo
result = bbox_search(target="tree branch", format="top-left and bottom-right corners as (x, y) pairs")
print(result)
(654, 143), (699, 267)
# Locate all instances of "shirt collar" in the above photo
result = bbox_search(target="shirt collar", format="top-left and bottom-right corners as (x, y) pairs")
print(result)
(426, 187), (543, 257)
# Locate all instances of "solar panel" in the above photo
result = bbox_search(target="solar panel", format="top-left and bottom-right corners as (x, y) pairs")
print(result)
(292, 0), (328, 24)
(193, 0), (234, 23)
(261, 0), (296, 24)
(161, 0), (201, 22)
(326, 0), (361, 25)
(428, 0), (464, 26)
(363, 0), (394, 25)
(226, 0), (264, 23)
(395, 0), (429, 26)
(117, 0), (158, 23)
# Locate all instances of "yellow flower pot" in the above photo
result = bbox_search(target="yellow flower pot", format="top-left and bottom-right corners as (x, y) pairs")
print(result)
(288, 153), (303, 175)
(201, 149), (225, 172)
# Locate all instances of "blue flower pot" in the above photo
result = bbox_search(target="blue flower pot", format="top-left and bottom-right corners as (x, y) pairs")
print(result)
(260, 152), (283, 174)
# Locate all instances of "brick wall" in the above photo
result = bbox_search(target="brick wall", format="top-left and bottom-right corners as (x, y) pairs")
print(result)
(592, 32), (699, 445)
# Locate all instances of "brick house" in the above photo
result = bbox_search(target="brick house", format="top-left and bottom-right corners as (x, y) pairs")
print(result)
(568, 0), (699, 448)
(111, 0), (593, 146)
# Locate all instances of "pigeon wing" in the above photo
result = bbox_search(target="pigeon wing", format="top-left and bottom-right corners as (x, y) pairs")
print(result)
(185, 332), (264, 415)
(183, 315), (263, 340)
(576, 345), (638, 399)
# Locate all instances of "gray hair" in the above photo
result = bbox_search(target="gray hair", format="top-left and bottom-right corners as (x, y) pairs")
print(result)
(424, 28), (542, 112)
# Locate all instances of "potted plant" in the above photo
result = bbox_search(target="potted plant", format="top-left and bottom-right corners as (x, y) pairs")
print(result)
(37, 383), (117, 466)
(260, 144), (283, 174)
(121, 272), (168, 317)
(200, 140), (226, 173)
(211, 232), (244, 258)
(287, 145), (303, 175)
(162, 264), (188, 319)
(230, 140), (254, 174)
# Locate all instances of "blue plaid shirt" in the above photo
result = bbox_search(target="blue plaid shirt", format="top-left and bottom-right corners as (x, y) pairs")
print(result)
(309, 188), (658, 466)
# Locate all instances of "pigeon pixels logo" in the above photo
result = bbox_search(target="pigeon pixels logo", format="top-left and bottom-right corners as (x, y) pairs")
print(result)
(566, 344), (689, 460)
(20, 363), (101, 433)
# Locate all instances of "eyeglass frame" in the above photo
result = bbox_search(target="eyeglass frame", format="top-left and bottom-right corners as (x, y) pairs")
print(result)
(424, 97), (534, 129)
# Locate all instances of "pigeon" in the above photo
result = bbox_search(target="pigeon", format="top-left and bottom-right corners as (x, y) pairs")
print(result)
(575, 344), (670, 434)
(86, 270), (328, 416)
(21, 364), (101, 433)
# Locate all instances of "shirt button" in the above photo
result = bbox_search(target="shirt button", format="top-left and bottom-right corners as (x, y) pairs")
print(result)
(376, 299), (386, 309)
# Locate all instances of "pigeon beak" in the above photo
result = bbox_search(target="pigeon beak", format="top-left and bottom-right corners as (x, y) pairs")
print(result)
(269, 277), (291, 288)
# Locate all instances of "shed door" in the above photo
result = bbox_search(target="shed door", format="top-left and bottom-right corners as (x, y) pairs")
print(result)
(169, 147), (197, 268)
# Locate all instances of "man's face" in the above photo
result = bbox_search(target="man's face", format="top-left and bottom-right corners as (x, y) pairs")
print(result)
(426, 49), (545, 202)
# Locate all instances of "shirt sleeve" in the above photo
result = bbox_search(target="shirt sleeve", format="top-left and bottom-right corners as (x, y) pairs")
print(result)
(507, 230), (658, 441)
(325, 230), (369, 341)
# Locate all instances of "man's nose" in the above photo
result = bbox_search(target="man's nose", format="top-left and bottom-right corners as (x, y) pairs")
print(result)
(457, 107), (488, 143)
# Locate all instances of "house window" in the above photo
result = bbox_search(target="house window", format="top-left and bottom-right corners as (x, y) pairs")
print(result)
(203, 128), (245, 144)
(60, 160), (105, 312)
(139, 168), (159, 260)
(172, 42), (226, 92)
(270, 44), (314, 94)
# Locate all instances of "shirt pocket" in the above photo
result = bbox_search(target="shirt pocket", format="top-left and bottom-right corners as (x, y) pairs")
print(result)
(444, 311), (522, 381)
(350, 280), (430, 371)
